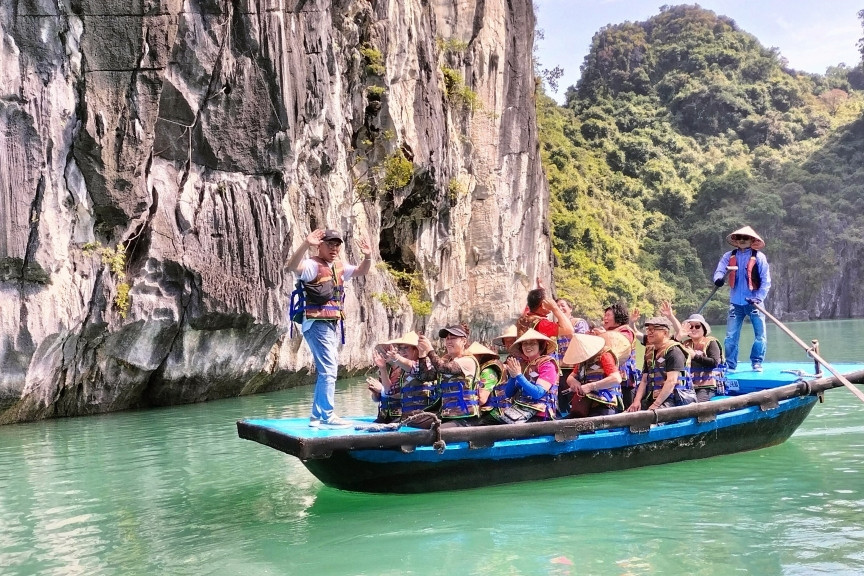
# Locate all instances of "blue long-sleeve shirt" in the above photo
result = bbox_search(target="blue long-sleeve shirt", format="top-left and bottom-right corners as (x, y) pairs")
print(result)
(713, 248), (771, 306)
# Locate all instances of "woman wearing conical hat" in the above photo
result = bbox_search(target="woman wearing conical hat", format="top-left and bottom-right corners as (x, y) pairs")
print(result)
(492, 325), (518, 355)
(497, 329), (560, 423)
(563, 334), (623, 418)
(465, 342), (508, 424)
(552, 297), (591, 399)
(366, 331), (431, 423)
(711, 225), (771, 373)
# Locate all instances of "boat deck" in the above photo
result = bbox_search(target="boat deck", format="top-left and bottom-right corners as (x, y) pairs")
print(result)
(725, 361), (863, 393)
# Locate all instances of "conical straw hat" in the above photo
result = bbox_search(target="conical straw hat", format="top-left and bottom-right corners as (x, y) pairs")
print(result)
(492, 325), (517, 346)
(382, 331), (419, 348)
(598, 330), (631, 364)
(508, 328), (556, 356)
(726, 226), (765, 250)
(465, 341), (498, 359)
(562, 333), (606, 365)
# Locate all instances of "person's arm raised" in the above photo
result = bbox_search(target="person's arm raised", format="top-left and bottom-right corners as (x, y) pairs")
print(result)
(284, 229), (324, 275)
(353, 238), (373, 277)
(660, 301), (684, 340)
(545, 296), (574, 337)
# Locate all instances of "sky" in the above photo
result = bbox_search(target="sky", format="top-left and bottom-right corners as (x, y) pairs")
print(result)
(534, 0), (864, 103)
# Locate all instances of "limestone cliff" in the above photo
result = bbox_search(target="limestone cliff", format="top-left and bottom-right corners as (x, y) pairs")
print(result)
(0, 0), (551, 423)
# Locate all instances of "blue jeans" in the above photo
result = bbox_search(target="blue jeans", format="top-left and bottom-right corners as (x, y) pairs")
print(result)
(724, 303), (766, 369)
(303, 320), (340, 420)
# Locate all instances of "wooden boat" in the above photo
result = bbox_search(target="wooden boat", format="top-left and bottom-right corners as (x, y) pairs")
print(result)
(236, 362), (864, 494)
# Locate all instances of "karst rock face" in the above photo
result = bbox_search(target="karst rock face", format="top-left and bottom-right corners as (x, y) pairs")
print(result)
(0, 0), (551, 423)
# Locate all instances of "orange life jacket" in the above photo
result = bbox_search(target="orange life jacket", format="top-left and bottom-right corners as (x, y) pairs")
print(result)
(727, 249), (761, 291)
(613, 325), (640, 388)
(516, 312), (545, 336)
(292, 257), (345, 321)
(477, 358), (509, 413)
(439, 356), (480, 419)
(573, 349), (622, 407)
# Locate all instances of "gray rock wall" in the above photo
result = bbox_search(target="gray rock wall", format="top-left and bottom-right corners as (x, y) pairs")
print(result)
(0, 0), (551, 423)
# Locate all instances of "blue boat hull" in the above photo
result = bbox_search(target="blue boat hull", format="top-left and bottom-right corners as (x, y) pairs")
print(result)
(303, 396), (815, 493)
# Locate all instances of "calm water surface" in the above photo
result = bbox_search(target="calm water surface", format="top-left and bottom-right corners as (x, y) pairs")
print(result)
(2, 319), (864, 575)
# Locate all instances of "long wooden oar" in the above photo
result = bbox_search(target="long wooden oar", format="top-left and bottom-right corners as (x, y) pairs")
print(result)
(753, 302), (864, 403)
(696, 285), (721, 314)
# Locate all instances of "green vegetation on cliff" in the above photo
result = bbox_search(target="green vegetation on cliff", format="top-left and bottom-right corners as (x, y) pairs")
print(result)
(539, 5), (864, 321)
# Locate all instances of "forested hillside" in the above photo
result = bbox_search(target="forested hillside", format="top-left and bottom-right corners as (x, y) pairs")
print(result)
(539, 4), (864, 322)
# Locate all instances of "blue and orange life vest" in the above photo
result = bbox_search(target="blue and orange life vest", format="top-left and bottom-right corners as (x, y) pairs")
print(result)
(574, 349), (623, 408)
(377, 367), (404, 420)
(400, 358), (440, 417)
(554, 334), (571, 366)
(727, 249), (762, 291)
(614, 325), (641, 389)
(681, 336), (725, 391)
(516, 312), (545, 336)
(645, 341), (693, 398)
(439, 356), (480, 419)
(290, 257), (345, 322)
(513, 355), (560, 420)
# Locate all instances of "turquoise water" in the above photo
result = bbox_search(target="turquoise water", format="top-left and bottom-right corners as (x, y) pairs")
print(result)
(1, 319), (864, 575)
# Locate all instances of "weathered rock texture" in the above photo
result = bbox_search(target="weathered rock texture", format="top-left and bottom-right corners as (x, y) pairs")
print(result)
(0, 0), (551, 423)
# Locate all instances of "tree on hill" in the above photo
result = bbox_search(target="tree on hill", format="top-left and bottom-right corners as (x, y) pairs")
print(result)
(539, 4), (864, 321)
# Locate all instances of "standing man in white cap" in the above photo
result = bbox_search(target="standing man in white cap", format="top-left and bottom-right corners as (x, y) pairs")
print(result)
(712, 225), (771, 373)
(285, 228), (372, 427)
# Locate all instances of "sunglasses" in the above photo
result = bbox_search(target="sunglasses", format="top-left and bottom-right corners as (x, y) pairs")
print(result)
(323, 240), (343, 248)
(730, 235), (752, 241)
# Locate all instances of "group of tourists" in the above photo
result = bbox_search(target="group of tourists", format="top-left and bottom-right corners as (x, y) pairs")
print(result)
(285, 225), (771, 428)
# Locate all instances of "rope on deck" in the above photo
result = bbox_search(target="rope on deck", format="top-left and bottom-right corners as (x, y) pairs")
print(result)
(355, 412), (446, 453)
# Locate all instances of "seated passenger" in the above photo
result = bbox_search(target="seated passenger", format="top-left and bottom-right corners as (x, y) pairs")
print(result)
(627, 317), (696, 411)
(553, 297), (590, 411)
(416, 324), (481, 428)
(680, 314), (725, 401)
(564, 334), (624, 418)
(492, 324), (520, 359)
(465, 342), (508, 424)
(367, 331), (432, 423)
(641, 301), (725, 401)
(595, 301), (639, 408)
(499, 329), (560, 423)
